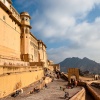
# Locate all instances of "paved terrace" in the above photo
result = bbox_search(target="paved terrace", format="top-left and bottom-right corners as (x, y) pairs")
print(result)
(1, 78), (81, 100)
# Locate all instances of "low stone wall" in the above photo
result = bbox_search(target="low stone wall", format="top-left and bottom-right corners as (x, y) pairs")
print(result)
(61, 73), (68, 81)
(70, 87), (85, 100)
(86, 84), (100, 100)
(0, 69), (44, 98)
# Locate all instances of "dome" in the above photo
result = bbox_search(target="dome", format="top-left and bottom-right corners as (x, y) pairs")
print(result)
(20, 12), (31, 19)
(20, 12), (29, 16)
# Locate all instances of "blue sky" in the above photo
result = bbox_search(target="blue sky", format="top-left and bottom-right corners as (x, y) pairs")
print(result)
(12, 0), (100, 63)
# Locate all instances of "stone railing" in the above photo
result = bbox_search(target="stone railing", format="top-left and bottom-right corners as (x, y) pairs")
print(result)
(70, 87), (85, 100)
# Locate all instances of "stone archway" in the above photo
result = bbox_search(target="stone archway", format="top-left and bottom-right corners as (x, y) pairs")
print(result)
(68, 68), (79, 83)
(70, 75), (77, 80)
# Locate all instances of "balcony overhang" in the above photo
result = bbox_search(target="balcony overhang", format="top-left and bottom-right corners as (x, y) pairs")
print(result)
(9, 14), (21, 25)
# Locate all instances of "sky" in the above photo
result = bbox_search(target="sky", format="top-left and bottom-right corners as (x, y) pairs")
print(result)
(12, 0), (100, 63)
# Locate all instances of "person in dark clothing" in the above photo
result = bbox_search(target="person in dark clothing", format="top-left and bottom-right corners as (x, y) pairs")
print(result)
(64, 92), (69, 99)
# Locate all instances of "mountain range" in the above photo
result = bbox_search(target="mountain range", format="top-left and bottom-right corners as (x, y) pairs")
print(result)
(59, 57), (100, 74)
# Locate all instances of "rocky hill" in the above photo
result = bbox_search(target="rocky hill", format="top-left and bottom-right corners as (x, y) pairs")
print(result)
(59, 57), (100, 74)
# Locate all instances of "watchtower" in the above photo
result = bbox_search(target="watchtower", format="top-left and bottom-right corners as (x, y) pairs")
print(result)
(20, 12), (32, 61)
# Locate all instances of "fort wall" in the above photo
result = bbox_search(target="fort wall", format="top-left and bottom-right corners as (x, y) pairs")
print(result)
(86, 84), (100, 100)
(70, 87), (85, 100)
(0, 7), (21, 59)
(0, 0), (59, 99)
(0, 67), (44, 98)
(78, 81), (100, 100)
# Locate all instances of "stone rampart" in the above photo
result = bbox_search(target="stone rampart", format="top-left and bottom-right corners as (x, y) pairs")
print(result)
(70, 87), (85, 100)
(0, 68), (44, 98)
(86, 84), (100, 100)
(78, 81), (100, 100)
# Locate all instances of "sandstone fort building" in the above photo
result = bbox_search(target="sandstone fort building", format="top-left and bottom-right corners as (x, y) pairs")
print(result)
(0, 0), (60, 98)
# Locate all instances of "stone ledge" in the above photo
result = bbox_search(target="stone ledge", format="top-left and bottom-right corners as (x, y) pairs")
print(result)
(86, 84), (100, 100)
(70, 87), (85, 100)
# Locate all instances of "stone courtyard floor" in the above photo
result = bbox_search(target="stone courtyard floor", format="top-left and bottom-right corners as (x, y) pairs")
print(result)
(1, 78), (81, 100)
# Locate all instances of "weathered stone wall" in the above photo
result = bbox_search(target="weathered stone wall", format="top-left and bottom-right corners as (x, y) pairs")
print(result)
(86, 84), (100, 100)
(70, 87), (85, 100)
(0, 58), (29, 66)
(29, 34), (38, 62)
(0, 68), (44, 98)
(78, 81), (100, 100)
(0, 4), (21, 60)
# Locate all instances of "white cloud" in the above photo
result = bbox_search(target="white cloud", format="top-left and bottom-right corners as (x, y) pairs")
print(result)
(47, 16), (100, 63)
(15, 0), (37, 8)
(31, 0), (100, 40)
(14, 0), (100, 63)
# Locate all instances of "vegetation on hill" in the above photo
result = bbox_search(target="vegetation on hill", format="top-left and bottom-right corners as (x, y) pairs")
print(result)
(59, 57), (100, 74)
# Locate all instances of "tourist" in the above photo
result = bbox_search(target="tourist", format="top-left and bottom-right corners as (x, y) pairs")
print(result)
(64, 92), (69, 99)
